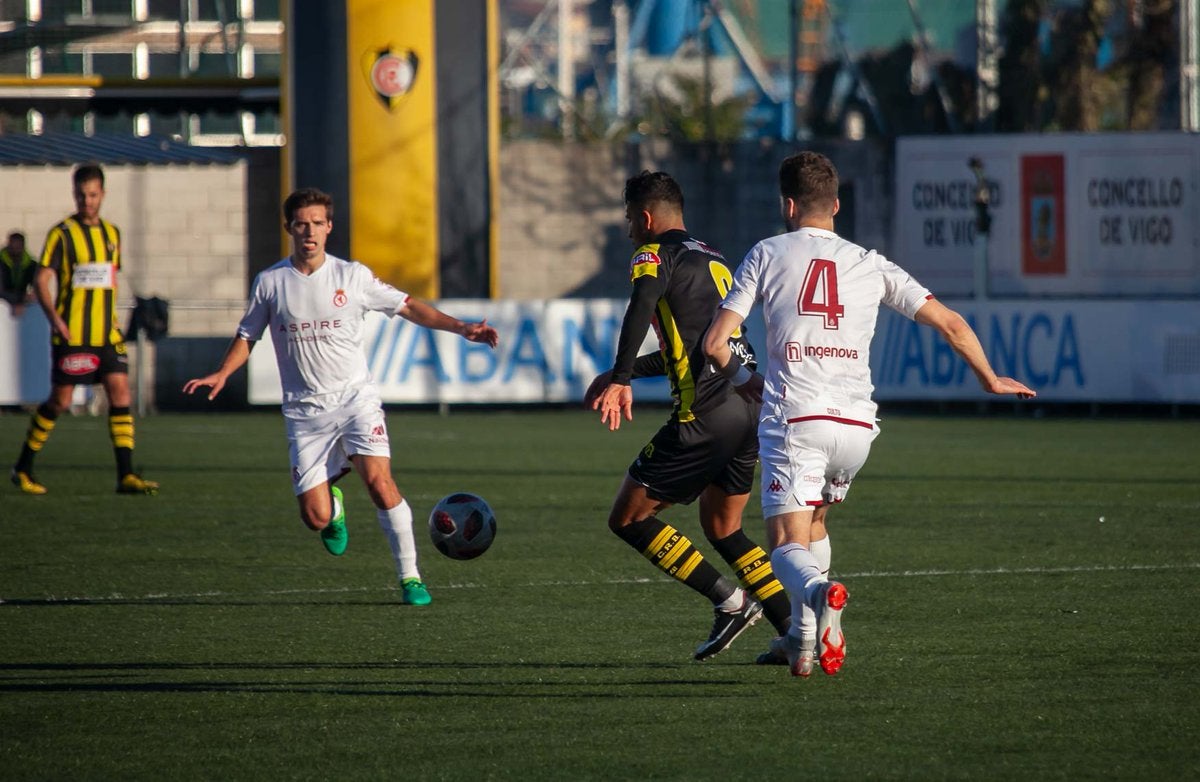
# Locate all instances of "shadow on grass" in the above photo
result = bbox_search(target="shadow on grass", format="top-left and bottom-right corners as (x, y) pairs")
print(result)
(33, 462), (614, 479)
(0, 598), (414, 607)
(0, 660), (761, 697)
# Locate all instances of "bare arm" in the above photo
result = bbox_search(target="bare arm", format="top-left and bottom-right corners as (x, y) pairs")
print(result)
(914, 299), (1036, 398)
(34, 266), (70, 341)
(583, 352), (666, 408)
(702, 307), (762, 402)
(398, 298), (498, 347)
(182, 336), (254, 400)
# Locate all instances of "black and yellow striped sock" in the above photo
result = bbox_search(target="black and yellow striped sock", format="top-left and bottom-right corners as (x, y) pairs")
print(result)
(15, 403), (58, 473)
(711, 530), (791, 635)
(615, 516), (734, 603)
(109, 406), (135, 478)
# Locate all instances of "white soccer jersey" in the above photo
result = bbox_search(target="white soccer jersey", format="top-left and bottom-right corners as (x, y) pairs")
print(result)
(721, 227), (932, 426)
(237, 254), (409, 418)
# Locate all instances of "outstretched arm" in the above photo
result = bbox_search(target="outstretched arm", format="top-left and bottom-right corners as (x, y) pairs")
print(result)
(915, 299), (1036, 398)
(182, 336), (254, 400)
(583, 352), (665, 408)
(703, 307), (762, 403)
(399, 298), (498, 347)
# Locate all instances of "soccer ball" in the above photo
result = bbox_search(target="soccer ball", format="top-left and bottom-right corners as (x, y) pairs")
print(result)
(428, 492), (497, 560)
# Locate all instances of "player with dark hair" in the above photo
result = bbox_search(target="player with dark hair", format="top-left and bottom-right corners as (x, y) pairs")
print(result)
(11, 164), (158, 495)
(0, 231), (38, 315)
(183, 187), (499, 606)
(586, 170), (793, 661)
(704, 151), (1035, 677)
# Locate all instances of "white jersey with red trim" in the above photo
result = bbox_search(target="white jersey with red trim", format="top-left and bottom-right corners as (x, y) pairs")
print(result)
(721, 227), (932, 426)
(237, 254), (409, 418)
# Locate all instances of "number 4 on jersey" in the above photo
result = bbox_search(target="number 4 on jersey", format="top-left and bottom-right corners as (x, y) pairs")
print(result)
(798, 258), (844, 329)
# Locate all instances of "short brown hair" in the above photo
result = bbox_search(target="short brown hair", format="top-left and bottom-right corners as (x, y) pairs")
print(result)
(73, 164), (105, 189)
(779, 152), (838, 218)
(283, 187), (334, 224)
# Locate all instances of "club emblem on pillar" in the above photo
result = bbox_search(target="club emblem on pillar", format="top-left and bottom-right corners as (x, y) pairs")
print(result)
(364, 47), (419, 109)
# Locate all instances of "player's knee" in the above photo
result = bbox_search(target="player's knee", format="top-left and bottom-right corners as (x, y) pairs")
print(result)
(299, 506), (328, 531)
(364, 476), (400, 509)
(48, 390), (71, 413)
(702, 519), (741, 543)
(607, 511), (635, 534)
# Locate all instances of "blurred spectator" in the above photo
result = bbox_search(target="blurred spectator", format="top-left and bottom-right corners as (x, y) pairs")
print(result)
(0, 231), (37, 315)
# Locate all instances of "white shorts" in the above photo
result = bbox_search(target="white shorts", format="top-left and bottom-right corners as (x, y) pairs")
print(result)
(284, 396), (391, 495)
(758, 417), (880, 518)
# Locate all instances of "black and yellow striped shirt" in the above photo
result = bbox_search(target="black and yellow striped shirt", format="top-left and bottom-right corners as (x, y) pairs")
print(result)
(611, 229), (756, 423)
(41, 216), (122, 347)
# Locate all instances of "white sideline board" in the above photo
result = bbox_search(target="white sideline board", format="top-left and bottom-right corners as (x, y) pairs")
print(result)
(244, 298), (1200, 406)
(895, 133), (1200, 297)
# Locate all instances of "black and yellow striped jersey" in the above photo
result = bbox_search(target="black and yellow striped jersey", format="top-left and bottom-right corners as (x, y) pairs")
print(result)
(611, 228), (756, 423)
(40, 216), (123, 347)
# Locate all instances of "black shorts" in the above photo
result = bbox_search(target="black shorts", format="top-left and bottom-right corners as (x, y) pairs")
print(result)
(628, 392), (759, 505)
(51, 342), (128, 385)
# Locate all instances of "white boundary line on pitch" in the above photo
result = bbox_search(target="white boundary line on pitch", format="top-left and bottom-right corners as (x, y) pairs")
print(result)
(1, 562), (1197, 605)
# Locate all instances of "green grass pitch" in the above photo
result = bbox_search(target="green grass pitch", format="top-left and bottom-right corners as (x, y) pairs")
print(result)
(1, 408), (1198, 780)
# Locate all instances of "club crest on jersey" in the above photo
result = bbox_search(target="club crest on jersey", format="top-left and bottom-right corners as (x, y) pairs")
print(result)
(333, 289), (347, 307)
(364, 47), (419, 110)
(630, 250), (661, 280)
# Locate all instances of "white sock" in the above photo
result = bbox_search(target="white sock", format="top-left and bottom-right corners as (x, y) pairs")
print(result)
(377, 500), (420, 581)
(771, 543), (824, 639)
(716, 588), (744, 612)
(799, 535), (832, 641)
(810, 534), (832, 578)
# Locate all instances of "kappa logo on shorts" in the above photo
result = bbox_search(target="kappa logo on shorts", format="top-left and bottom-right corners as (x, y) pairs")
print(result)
(767, 479), (785, 492)
(59, 353), (101, 375)
(333, 289), (348, 307)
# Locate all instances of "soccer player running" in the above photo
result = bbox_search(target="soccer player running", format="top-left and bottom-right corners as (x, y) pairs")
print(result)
(703, 152), (1035, 677)
(11, 165), (158, 496)
(587, 170), (792, 661)
(183, 188), (498, 606)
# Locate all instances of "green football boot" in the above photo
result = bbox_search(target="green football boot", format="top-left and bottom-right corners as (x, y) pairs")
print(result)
(401, 577), (432, 606)
(320, 486), (348, 556)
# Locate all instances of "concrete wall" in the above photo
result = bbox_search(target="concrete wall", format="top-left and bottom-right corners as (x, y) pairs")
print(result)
(0, 161), (252, 337)
(497, 138), (891, 299)
(1, 140), (888, 316)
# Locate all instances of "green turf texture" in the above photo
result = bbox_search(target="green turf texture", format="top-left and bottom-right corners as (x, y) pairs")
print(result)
(1, 409), (1197, 780)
